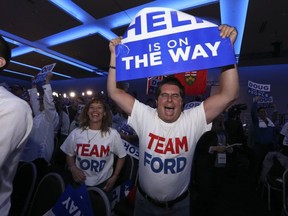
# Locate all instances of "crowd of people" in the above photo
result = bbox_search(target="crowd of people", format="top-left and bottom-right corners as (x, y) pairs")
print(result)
(0, 22), (288, 216)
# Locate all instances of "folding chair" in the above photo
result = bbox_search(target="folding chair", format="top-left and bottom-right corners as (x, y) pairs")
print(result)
(26, 172), (65, 216)
(8, 162), (37, 216)
(113, 170), (139, 216)
(115, 154), (136, 186)
(88, 187), (112, 216)
(261, 151), (288, 211)
(282, 169), (288, 215)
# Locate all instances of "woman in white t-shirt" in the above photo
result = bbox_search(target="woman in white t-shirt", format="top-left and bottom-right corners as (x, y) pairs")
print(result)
(61, 96), (127, 191)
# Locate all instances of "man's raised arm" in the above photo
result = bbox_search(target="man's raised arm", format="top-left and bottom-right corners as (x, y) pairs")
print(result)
(204, 25), (239, 124)
(107, 37), (135, 116)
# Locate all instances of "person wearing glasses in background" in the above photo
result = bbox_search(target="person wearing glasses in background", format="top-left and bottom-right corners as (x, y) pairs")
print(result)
(0, 36), (33, 215)
(107, 25), (239, 215)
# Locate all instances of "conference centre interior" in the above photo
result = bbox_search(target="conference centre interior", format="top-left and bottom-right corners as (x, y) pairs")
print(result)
(1, 0), (288, 216)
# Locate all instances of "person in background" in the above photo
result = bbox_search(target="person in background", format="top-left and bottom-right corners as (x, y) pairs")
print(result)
(54, 95), (70, 144)
(225, 103), (247, 174)
(225, 103), (246, 146)
(107, 25), (238, 215)
(69, 112), (80, 133)
(279, 121), (288, 156)
(145, 98), (156, 108)
(20, 72), (59, 179)
(250, 96), (277, 187)
(60, 96), (127, 191)
(111, 83), (139, 146)
(112, 103), (139, 146)
(0, 36), (33, 215)
(66, 96), (85, 125)
(10, 84), (30, 102)
(51, 95), (71, 168)
(193, 113), (234, 216)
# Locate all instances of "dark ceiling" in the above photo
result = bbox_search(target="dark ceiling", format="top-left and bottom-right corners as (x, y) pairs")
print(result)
(0, 0), (287, 82)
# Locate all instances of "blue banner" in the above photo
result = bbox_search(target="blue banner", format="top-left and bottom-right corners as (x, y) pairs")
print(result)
(32, 63), (56, 84)
(44, 184), (94, 216)
(116, 7), (236, 81)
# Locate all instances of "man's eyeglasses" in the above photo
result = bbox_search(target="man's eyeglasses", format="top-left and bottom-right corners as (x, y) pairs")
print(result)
(159, 93), (181, 100)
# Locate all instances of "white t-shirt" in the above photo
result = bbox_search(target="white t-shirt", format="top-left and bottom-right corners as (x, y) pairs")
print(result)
(61, 127), (127, 186)
(0, 87), (33, 215)
(128, 100), (211, 201)
(21, 84), (59, 163)
(281, 122), (288, 146)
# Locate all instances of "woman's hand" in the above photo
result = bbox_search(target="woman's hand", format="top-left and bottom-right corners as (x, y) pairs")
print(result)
(109, 37), (122, 55)
(70, 166), (86, 183)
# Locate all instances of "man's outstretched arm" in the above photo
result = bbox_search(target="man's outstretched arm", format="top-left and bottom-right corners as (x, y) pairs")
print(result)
(204, 25), (239, 124)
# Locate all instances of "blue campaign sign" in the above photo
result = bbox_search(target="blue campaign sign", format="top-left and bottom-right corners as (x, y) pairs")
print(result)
(44, 184), (93, 216)
(116, 7), (236, 81)
(32, 63), (56, 84)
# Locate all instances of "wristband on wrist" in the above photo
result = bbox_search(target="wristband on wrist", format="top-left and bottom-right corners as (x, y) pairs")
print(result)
(109, 65), (116, 70)
(113, 173), (119, 178)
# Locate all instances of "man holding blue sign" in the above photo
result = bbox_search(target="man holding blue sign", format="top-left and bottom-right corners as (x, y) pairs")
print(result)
(107, 7), (239, 216)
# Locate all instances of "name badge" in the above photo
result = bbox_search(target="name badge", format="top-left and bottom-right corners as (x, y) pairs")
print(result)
(217, 153), (226, 164)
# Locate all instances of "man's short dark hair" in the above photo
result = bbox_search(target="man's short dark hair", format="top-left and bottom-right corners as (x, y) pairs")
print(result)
(257, 107), (266, 113)
(0, 36), (11, 71)
(156, 76), (185, 99)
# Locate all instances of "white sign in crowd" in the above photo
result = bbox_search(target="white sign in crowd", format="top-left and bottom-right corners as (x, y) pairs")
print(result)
(248, 80), (273, 103)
